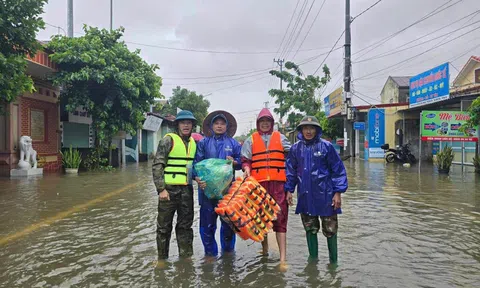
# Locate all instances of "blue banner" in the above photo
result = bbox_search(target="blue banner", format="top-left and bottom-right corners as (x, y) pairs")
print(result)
(368, 108), (385, 158)
(409, 63), (449, 108)
(324, 96), (330, 117)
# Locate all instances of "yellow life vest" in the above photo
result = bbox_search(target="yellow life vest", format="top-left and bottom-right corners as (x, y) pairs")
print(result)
(164, 133), (197, 185)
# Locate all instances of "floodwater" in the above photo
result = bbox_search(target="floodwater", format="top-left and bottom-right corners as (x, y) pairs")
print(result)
(0, 161), (479, 287)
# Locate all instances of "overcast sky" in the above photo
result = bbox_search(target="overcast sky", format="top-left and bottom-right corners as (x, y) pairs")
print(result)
(37, 0), (480, 135)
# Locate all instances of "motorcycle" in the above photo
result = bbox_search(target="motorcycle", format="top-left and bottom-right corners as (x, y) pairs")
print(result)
(380, 143), (416, 164)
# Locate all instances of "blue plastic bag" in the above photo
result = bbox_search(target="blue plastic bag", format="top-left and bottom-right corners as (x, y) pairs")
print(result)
(194, 158), (233, 200)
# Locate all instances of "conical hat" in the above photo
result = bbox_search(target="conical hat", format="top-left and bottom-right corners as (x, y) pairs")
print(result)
(202, 110), (237, 137)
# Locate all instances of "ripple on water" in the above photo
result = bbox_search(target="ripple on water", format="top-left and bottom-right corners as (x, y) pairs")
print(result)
(0, 162), (479, 287)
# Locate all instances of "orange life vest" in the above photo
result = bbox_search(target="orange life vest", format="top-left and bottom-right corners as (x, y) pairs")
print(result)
(215, 176), (281, 242)
(251, 131), (286, 182)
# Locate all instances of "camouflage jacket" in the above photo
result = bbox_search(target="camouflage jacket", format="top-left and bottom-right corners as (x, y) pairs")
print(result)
(152, 134), (191, 193)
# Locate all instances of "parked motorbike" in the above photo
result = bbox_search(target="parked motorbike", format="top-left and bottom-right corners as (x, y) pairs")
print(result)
(380, 143), (416, 164)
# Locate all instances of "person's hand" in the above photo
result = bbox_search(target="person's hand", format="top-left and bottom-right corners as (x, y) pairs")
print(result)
(332, 192), (341, 209)
(226, 156), (238, 166)
(159, 189), (170, 201)
(286, 192), (293, 206)
(243, 166), (251, 178)
(195, 177), (207, 189)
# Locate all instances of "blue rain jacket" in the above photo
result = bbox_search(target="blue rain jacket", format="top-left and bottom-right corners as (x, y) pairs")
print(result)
(285, 127), (348, 216)
(193, 116), (242, 256)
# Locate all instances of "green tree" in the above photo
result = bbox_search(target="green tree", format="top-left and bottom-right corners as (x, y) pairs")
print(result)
(319, 112), (343, 140)
(161, 86), (210, 124)
(47, 26), (162, 147)
(269, 61), (331, 127)
(234, 135), (247, 143)
(461, 96), (480, 136)
(0, 0), (48, 111)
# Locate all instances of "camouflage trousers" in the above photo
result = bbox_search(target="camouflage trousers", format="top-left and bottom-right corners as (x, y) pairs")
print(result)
(301, 214), (338, 238)
(157, 185), (194, 259)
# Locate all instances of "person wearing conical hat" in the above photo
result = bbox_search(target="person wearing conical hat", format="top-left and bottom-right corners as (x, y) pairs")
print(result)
(152, 110), (198, 262)
(241, 108), (292, 265)
(193, 110), (242, 257)
(285, 116), (348, 265)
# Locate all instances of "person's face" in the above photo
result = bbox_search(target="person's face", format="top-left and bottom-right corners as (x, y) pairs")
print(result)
(259, 118), (272, 133)
(213, 118), (227, 135)
(302, 125), (317, 140)
(178, 120), (193, 137)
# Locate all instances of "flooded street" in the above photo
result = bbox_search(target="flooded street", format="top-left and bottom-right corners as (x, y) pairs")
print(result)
(1, 161), (479, 287)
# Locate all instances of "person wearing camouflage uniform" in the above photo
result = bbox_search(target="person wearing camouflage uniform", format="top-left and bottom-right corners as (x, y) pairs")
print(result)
(152, 110), (197, 260)
(285, 116), (348, 264)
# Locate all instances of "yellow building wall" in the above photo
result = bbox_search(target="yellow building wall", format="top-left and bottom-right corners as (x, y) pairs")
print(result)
(358, 105), (413, 162)
(456, 62), (480, 86)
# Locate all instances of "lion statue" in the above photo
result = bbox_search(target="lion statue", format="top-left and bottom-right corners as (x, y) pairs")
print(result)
(18, 135), (37, 170)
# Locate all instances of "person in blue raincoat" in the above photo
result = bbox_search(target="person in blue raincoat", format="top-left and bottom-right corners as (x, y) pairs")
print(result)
(285, 116), (348, 264)
(193, 110), (242, 257)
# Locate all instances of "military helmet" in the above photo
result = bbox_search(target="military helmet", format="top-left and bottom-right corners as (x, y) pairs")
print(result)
(175, 110), (197, 124)
(296, 115), (321, 131)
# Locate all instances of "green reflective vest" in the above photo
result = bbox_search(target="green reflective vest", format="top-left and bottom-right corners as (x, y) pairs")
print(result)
(164, 133), (197, 185)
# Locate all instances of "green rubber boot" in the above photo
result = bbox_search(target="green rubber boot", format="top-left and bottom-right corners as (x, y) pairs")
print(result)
(306, 231), (318, 259)
(327, 234), (338, 264)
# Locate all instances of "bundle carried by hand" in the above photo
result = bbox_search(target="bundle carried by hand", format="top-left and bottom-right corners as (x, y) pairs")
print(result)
(215, 176), (281, 242)
(194, 158), (233, 200)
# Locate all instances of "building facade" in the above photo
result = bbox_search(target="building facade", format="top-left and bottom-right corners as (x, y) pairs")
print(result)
(0, 50), (62, 176)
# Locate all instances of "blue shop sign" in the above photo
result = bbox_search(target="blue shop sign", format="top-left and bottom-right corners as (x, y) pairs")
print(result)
(409, 63), (450, 108)
(354, 122), (365, 130)
(368, 109), (385, 158)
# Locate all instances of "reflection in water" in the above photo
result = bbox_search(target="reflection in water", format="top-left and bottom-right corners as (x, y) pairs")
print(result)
(0, 161), (479, 287)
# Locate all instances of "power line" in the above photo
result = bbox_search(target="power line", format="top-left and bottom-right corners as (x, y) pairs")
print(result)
(202, 75), (271, 97)
(450, 41), (480, 63)
(275, 0), (302, 57)
(44, 22), (67, 36)
(162, 67), (272, 80)
(354, 16), (480, 64)
(163, 70), (268, 86)
(292, 0), (328, 60)
(354, 10), (480, 63)
(285, 0), (318, 59)
(354, 0), (464, 61)
(352, 88), (380, 102)
(310, 0), (386, 76)
(313, 30), (345, 75)
(351, 0), (383, 22)
(231, 106), (280, 115)
(355, 23), (480, 81)
(280, 0), (310, 58)
(356, 30), (480, 82)
(164, 47), (340, 83)
(125, 40), (332, 55)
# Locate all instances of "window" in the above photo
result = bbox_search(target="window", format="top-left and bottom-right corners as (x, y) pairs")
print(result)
(475, 68), (480, 84)
(30, 109), (46, 142)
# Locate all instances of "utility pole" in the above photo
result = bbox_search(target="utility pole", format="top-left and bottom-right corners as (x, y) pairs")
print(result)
(343, 0), (353, 157)
(67, 0), (73, 37)
(273, 58), (285, 90)
(110, 0), (113, 31)
(263, 101), (269, 108)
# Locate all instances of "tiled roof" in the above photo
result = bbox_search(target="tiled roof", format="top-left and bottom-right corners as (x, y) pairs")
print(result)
(390, 76), (411, 87)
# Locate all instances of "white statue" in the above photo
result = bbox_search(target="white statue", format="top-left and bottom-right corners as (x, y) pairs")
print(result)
(18, 136), (37, 170)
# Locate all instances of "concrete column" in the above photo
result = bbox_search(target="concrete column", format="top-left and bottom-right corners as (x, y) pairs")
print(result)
(121, 139), (126, 166)
(355, 129), (360, 157)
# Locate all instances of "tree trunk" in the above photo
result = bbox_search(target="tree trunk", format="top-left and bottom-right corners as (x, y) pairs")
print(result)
(94, 126), (102, 170)
(108, 140), (112, 166)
